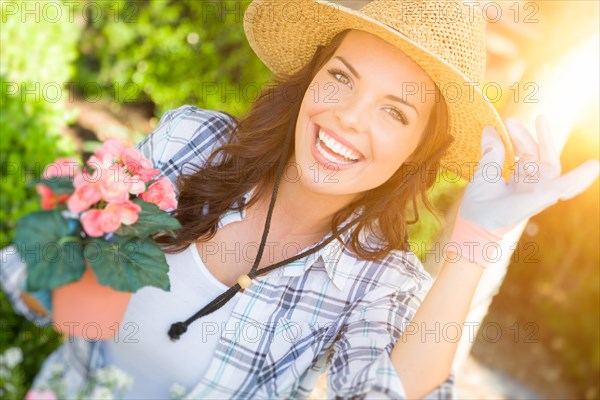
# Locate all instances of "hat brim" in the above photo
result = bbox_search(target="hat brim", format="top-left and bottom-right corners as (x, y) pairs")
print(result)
(244, 0), (515, 182)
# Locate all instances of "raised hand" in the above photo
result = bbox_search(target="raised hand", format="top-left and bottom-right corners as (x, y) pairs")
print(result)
(447, 115), (599, 268)
(459, 115), (599, 232)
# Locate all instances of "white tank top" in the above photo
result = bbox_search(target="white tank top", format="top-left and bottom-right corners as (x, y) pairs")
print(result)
(105, 244), (241, 399)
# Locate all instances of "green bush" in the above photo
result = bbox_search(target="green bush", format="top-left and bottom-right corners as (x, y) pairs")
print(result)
(408, 171), (466, 265)
(0, 0), (80, 244)
(74, 0), (271, 115)
(0, 1), (82, 396)
(0, 87), (78, 244)
(0, 290), (64, 399)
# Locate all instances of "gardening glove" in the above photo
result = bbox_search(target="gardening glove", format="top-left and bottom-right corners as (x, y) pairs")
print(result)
(446, 115), (600, 268)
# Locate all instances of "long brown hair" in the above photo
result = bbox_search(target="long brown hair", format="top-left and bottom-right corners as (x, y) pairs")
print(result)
(157, 29), (452, 260)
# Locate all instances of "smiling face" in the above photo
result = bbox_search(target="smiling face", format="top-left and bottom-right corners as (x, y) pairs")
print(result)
(293, 29), (438, 199)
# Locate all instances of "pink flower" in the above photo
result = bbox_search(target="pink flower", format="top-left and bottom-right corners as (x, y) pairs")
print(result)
(120, 147), (142, 168)
(136, 159), (160, 183)
(80, 200), (142, 237)
(121, 148), (159, 183)
(129, 177), (146, 195)
(73, 169), (100, 188)
(98, 207), (122, 233)
(81, 209), (104, 237)
(42, 157), (81, 179)
(36, 184), (69, 210)
(98, 166), (132, 203)
(139, 177), (177, 211)
(94, 139), (124, 163)
(81, 207), (121, 237)
(25, 390), (57, 400)
(67, 182), (103, 214)
(105, 200), (142, 226)
(87, 154), (114, 170)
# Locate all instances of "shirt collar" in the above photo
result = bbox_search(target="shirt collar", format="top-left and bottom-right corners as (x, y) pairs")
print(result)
(217, 185), (369, 292)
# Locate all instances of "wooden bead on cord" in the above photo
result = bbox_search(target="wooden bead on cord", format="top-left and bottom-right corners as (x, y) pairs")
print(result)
(237, 274), (252, 289)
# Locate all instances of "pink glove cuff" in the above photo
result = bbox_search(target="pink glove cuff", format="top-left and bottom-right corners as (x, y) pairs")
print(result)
(445, 213), (517, 269)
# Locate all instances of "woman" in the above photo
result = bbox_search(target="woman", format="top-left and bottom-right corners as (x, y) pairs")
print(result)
(4, 0), (599, 399)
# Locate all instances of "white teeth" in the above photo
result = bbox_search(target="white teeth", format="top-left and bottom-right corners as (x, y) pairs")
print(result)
(333, 142), (344, 155)
(317, 129), (360, 161)
(316, 139), (355, 164)
(341, 148), (354, 159)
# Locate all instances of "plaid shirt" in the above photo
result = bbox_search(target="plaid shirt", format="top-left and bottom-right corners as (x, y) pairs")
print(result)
(1, 105), (455, 399)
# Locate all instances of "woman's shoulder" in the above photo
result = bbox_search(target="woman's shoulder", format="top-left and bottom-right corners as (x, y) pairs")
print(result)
(157, 105), (238, 130)
(136, 105), (239, 178)
(144, 105), (238, 153)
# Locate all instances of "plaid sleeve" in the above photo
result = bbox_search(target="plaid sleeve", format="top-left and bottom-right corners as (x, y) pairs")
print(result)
(327, 277), (456, 399)
(135, 105), (237, 187)
(0, 245), (51, 326)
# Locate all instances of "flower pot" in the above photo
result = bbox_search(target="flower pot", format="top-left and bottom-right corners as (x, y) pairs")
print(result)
(52, 263), (132, 340)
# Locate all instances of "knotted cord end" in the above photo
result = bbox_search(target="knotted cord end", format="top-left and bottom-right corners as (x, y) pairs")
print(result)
(168, 322), (188, 341)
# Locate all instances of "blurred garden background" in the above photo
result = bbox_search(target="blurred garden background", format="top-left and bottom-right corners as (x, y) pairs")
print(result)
(0, 0), (598, 399)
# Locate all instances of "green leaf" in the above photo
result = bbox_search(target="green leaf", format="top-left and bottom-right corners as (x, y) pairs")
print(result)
(85, 235), (171, 292)
(37, 176), (75, 195)
(115, 198), (181, 238)
(14, 210), (85, 291)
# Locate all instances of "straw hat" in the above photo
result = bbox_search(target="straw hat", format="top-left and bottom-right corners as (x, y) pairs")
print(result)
(243, 0), (515, 182)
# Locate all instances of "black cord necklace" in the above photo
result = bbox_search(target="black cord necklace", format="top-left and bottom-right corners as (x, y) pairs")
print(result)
(167, 117), (445, 341)
(169, 117), (303, 341)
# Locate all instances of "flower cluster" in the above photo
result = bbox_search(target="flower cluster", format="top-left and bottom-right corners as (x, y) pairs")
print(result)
(17, 138), (180, 294)
(36, 140), (177, 238)
(36, 158), (77, 209)
(0, 347), (24, 398)
(2, 346), (189, 399)
(24, 364), (134, 400)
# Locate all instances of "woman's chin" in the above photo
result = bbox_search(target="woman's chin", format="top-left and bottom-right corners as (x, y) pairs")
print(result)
(293, 167), (354, 199)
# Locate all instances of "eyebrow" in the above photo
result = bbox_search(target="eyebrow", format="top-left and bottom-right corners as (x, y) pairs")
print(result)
(334, 56), (419, 116)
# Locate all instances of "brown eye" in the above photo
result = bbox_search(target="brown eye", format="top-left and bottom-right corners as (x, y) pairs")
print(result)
(385, 107), (408, 125)
(328, 68), (351, 87)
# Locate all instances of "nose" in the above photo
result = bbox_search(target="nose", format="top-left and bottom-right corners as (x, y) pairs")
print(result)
(334, 98), (369, 133)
